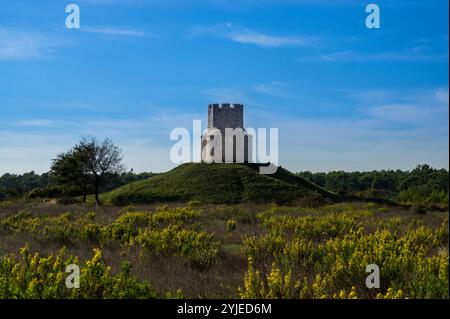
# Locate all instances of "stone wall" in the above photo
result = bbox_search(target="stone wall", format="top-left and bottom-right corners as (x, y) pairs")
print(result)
(208, 103), (244, 132)
(202, 103), (252, 163)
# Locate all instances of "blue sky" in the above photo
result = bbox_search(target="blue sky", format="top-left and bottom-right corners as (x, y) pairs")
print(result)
(0, 0), (448, 174)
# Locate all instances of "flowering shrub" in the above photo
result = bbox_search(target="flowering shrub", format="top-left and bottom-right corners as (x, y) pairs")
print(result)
(238, 257), (299, 299)
(131, 225), (219, 270)
(106, 207), (218, 269)
(0, 245), (157, 299)
(226, 219), (237, 237)
(107, 207), (201, 242)
(0, 203), (447, 299)
(239, 205), (449, 299)
(0, 211), (81, 245)
(0, 207), (217, 270)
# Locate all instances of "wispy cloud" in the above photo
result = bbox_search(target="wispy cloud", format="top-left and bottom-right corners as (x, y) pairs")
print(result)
(78, 0), (149, 5)
(0, 108), (205, 174)
(434, 87), (449, 104)
(2, 87), (448, 174)
(82, 26), (148, 37)
(249, 87), (449, 171)
(191, 23), (318, 47)
(278, 116), (448, 172)
(0, 28), (61, 60)
(298, 46), (449, 63)
(78, 0), (443, 8)
(349, 87), (449, 107)
(229, 31), (311, 47)
(16, 119), (55, 127)
(364, 88), (449, 125)
(253, 81), (293, 98)
(201, 87), (252, 103)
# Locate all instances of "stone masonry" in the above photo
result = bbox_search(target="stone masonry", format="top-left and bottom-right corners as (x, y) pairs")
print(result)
(201, 104), (253, 163)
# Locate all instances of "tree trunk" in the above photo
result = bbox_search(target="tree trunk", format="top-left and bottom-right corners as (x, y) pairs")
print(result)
(83, 193), (86, 203)
(94, 182), (101, 206)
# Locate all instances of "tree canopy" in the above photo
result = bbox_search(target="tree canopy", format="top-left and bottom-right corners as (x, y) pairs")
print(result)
(51, 137), (125, 205)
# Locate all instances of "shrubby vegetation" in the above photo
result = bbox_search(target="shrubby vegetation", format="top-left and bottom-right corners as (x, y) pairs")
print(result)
(2, 163), (447, 211)
(0, 202), (447, 299)
(0, 245), (158, 298)
(1, 137), (446, 298)
(0, 206), (219, 270)
(0, 170), (155, 201)
(297, 164), (449, 208)
(0, 171), (53, 200)
(238, 203), (448, 299)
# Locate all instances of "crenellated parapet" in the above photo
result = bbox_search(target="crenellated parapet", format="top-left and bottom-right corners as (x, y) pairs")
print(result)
(208, 103), (244, 132)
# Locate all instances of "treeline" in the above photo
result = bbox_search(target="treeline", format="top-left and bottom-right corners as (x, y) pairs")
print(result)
(1, 161), (448, 209)
(297, 164), (449, 208)
(0, 170), (155, 201)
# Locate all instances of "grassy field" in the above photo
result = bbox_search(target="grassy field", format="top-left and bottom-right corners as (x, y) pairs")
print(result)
(101, 163), (332, 205)
(0, 199), (447, 299)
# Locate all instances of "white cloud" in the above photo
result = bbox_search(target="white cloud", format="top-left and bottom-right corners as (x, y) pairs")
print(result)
(0, 131), (76, 174)
(264, 114), (448, 172)
(0, 25), (147, 61)
(434, 88), (449, 104)
(0, 28), (59, 60)
(368, 103), (446, 124)
(82, 26), (148, 37)
(298, 47), (449, 63)
(190, 23), (318, 48)
(349, 87), (449, 120)
(229, 31), (310, 47)
(16, 119), (55, 127)
(201, 87), (255, 105)
(253, 81), (293, 98)
(0, 109), (205, 174)
(2, 88), (448, 174)
(0, 128), (171, 174)
(78, 0), (152, 5)
(249, 87), (449, 171)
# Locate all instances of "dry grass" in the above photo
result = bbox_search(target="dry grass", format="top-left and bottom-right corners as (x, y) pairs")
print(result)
(0, 199), (447, 298)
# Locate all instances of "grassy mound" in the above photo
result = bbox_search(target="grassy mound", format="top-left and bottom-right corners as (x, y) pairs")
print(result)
(102, 163), (337, 205)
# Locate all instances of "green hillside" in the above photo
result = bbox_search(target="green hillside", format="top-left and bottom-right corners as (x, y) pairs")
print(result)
(102, 163), (339, 205)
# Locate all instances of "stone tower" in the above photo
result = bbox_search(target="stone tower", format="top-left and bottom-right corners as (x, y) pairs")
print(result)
(201, 103), (253, 163)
